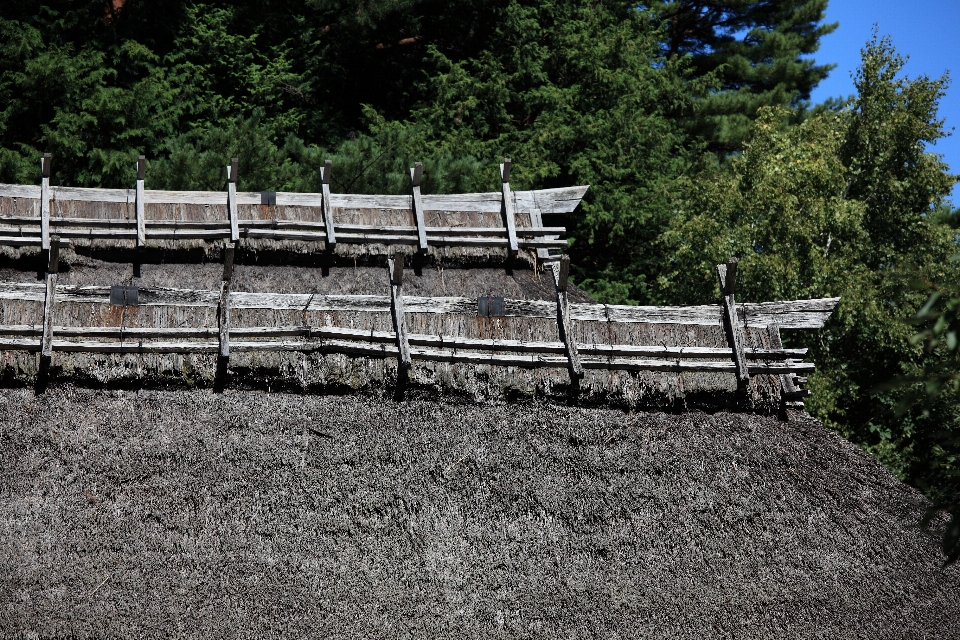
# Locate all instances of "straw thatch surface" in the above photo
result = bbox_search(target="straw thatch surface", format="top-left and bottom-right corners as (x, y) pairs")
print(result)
(1, 389), (957, 638)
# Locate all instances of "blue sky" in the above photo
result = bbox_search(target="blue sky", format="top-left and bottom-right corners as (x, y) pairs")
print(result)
(809, 0), (960, 200)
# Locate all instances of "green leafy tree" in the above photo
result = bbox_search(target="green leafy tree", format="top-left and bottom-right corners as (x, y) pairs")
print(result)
(661, 34), (959, 520)
(643, 0), (837, 150)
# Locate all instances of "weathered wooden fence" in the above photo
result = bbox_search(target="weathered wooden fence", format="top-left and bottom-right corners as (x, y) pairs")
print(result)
(0, 156), (581, 253)
(0, 157), (835, 406)
(0, 246), (835, 405)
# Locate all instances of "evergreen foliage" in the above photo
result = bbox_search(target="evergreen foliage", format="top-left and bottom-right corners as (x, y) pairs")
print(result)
(643, 0), (837, 150)
(2, 1), (959, 551)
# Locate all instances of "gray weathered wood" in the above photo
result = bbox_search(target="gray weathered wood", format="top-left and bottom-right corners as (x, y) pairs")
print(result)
(768, 322), (805, 408)
(556, 255), (570, 292)
(0, 182), (590, 216)
(717, 259), (749, 383)
(500, 160), (519, 254)
(222, 242), (235, 282)
(227, 159), (240, 243)
(387, 256), (411, 370)
(47, 236), (60, 274)
(41, 154), (51, 251)
(321, 160), (336, 247)
(410, 163), (428, 251)
(136, 156), (146, 247)
(0, 184), (42, 199)
(551, 260), (583, 380)
(41, 272), (56, 359)
(218, 280), (231, 359)
(0, 279), (837, 329)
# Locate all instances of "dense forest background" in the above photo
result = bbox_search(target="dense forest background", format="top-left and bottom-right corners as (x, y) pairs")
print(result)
(1, 0), (958, 557)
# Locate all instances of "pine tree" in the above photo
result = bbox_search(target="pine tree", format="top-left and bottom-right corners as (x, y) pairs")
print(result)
(644, 0), (837, 151)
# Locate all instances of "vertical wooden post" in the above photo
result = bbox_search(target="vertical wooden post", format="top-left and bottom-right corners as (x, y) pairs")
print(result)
(40, 235), (60, 375)
(226, 158), (240, 243)
(219, 242), (234, 361)
(387, 255), (412, 372)
(551, 255), (582, 382)
(321, 160), (336, 248)
(717, 258), (749, 384)
(767, 322), (805, 413)
(40, 154), (51, 251)
(410, 162), (428, 251)
(500, 159), (519, 255)
(135, 156), (146, 247)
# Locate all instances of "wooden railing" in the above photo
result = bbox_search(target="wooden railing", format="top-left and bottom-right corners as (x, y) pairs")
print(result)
(0, 251), (836, 405)
(0, 157), (585, 253)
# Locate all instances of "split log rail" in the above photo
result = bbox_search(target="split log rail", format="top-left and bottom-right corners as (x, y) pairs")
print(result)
(0, 259), (836, 397)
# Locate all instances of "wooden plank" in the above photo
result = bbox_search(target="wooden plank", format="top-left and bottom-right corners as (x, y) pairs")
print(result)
(387, 256), (411, 370)
(410, 163), (428, 251)
(500, 159), (519, 254)
(717, 259), (749, 383)
(227, 158), (240, 242)
(0, 279), (838, 328)
(0, 215), (41, 225)
(51, 186), (133, 204)
(136, 156), (146, 247)
(321, 160), (336, 247)
(0, 184), (42, 199)
(0, 318), (809, 359)
(0, 236), (43, 247)
(551, 258), (583, 380)
(0, 183), (590, 215)
(40, 154), (51, 251)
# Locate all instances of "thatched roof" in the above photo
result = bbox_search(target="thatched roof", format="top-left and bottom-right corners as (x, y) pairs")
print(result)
(3, 177), (955, 635)
(1, 388), (958, 636)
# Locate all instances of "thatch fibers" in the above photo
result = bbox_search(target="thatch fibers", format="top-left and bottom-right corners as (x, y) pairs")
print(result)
(1, 389), (958, 638)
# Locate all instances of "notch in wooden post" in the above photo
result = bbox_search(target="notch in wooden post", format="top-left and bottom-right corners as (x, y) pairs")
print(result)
(41, 153), (52, 178)
(322, 159), (332, 185)
(137, 155), (146, 181)
(500, 158), (511, 183)
(229, 157), (239, 183)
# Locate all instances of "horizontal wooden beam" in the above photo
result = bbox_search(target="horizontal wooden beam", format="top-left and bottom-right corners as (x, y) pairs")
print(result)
(0, 281), (840, 329)
(0, 183), (589, 215)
